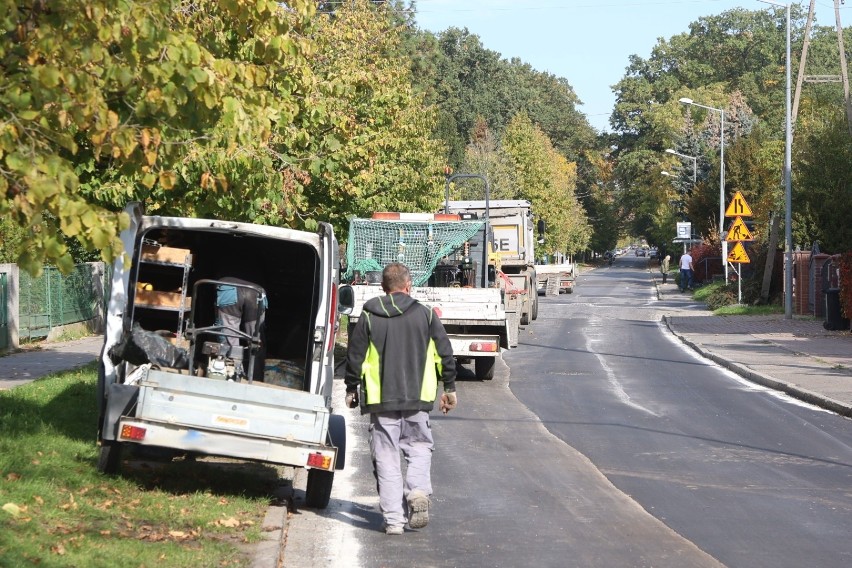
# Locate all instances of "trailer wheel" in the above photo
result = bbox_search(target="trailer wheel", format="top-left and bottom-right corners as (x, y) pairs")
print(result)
(97, 441), (123, 475)
(305, 469), (334, 509)
(474, 356), (495, 380)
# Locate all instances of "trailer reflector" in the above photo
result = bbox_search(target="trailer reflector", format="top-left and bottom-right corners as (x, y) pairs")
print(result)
(120, 425), (147, 441)
(307, 452), (333, 470)
(470, 342), (499, 352)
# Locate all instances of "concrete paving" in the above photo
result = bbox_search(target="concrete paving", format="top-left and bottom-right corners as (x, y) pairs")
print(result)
(2, 279), (851, 566)
(0, 335), (104, 389)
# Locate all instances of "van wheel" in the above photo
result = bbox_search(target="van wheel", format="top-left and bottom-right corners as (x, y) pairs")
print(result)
(305, 469), (334, 509)
(97, 441), (123, 475)
(474, 357), (495, 380)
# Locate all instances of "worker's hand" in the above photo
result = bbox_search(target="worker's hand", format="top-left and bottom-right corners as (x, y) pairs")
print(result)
(345, 391), (359, 409)
(440, 391), (457, 414)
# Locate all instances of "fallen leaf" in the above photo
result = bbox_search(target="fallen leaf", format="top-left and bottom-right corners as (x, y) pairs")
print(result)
(5, 472), (21, 482)
(2, 503), (22, 517)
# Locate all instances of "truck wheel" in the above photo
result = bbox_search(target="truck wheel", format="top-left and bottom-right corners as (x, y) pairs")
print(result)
(305, 469), (334, 509)
(531, 290), (539, 320)
(474, 356), (495, 380)
(97, 441), (123, 475)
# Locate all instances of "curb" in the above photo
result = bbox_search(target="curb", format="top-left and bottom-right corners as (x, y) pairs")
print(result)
(663, 315), (852, 418)
(251, 482), (293, 568)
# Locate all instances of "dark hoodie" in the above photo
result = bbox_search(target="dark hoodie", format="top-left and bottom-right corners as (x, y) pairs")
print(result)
(345, 292), (456, 415)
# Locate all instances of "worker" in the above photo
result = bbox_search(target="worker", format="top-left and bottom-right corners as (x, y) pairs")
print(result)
(344, 262), (457, 535)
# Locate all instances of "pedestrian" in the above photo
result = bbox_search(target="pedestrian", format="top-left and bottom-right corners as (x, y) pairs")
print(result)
(660, 254), (671, 284)
(679, 251), (694, 292)
(344, 262), (458, 535)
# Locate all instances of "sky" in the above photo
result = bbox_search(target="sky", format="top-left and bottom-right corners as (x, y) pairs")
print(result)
(413, 0), (846, 133)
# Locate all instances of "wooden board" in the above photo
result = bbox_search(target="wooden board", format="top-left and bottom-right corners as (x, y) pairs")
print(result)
(141, 244), (192, 265)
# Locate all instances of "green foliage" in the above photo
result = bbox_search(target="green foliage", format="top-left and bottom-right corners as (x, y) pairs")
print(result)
(499, 113), (590, 255)
(1, 0), (317, 273)
(608, 5), (852, 271)
(795, 106), (852, 254)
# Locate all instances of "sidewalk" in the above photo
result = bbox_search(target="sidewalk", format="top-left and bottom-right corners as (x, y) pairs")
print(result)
(655, 275), (852, 418)
(0, 335), (104, 390)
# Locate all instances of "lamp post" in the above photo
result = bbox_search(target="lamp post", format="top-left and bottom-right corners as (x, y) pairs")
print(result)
(664, 148), (697, 185)
(679, 97), (726, 281)
(758, 0), (793, 318)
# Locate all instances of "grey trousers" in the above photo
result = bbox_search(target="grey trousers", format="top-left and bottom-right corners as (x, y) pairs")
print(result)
(369, 410), (434, 527)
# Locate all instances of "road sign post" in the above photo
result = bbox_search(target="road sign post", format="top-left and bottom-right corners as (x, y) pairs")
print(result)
(725, 191), (754, 304)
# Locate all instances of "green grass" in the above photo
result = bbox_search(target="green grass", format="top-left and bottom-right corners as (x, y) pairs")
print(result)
(0, 364), (277, 567)
(713, 303), (785, 316)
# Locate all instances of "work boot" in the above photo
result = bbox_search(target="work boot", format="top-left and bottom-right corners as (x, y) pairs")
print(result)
(384, 524), (404, 535)
(407, 490), (430, 529)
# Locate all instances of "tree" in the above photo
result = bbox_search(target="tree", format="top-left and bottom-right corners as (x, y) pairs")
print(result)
(1, 0), (318, 274)
(500, 113), (589, 256)
(304, 0), (447, 229)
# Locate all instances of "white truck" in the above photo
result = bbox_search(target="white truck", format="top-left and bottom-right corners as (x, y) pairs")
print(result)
(97, 203), (353, 509)
(444, 199), (539, 325)
(344, 209), (517, 380)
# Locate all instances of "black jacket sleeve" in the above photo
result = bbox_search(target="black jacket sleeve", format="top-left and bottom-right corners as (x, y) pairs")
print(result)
(344, 316), (369, 393)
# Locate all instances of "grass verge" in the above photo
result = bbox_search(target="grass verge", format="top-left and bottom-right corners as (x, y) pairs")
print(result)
(692, 280), (784, 315)
(1, 363), (277, 567)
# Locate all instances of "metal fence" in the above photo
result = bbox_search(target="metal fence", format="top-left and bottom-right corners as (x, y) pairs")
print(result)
(18, 264), (104, 342)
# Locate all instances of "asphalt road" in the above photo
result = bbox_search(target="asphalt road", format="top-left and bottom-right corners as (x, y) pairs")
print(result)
(282, 255), (852, 567)
(507, 256), (852, 568)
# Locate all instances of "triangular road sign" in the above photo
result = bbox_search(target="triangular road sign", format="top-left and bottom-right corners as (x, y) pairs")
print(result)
(725, 191), (753, 217)
(726, 216), (754, 242)
(727, 241), (751, 264)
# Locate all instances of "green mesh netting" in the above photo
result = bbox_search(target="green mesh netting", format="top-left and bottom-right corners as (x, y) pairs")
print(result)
(344, 217), (486, 286)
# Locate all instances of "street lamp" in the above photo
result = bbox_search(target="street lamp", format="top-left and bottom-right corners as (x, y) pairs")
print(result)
(679, 97), (726, 280)
(664, 148), (697, 185)
(758, 0), (793, 318)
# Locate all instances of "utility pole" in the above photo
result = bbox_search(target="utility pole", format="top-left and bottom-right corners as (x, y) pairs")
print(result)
(792, 0), (816, 126)
(835, 0), (852, 135)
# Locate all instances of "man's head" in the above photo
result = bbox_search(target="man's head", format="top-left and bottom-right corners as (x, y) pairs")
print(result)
(382, 262), (412, 294)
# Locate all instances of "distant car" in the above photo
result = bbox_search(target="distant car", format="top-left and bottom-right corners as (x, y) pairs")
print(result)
(635, 249), (646, 257)
(649, 248), (659, 259)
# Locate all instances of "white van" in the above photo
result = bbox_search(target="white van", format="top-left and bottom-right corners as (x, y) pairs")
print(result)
(97, 203), (353, 508)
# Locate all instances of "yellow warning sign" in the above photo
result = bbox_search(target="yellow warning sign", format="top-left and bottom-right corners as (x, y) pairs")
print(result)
(727, 241), (751, 264)
(725, 191), (753, 217)
(726, 216), (753, 242)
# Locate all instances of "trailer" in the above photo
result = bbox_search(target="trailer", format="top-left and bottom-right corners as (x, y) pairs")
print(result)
(97, 203), (354, 509)
(535, 262), (576, 295)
